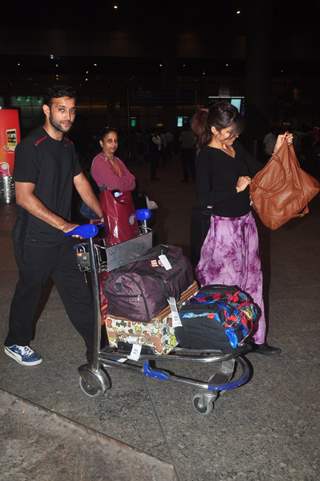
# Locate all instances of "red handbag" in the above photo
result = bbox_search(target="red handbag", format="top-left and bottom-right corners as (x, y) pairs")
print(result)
(99, 190), (139, 245)
(250, 142), (320, 230)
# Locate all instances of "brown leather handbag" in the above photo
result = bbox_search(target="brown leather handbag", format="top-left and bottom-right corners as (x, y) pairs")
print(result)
(250, 142), (320, 230)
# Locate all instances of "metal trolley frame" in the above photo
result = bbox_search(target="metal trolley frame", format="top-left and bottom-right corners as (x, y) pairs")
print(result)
(69, 223), (253, 416)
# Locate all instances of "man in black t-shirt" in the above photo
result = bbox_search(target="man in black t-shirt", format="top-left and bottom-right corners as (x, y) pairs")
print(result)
(4, 85), (103, 366)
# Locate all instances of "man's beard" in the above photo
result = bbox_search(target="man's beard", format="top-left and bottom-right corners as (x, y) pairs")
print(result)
(49, 115), (72, 134)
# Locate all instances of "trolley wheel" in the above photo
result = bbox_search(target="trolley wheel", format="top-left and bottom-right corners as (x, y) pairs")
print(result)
(79, 365), (111, 398)
(192, 393), (216, 415)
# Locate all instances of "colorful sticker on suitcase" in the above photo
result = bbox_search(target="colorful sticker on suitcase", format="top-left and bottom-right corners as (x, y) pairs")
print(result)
(105, 315), (177, 354)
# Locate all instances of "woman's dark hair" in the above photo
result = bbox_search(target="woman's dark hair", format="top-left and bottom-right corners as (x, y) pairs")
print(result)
(99, 127), (118, 141)
(191, 100), (244, 147)
(43, 85), (77, 106)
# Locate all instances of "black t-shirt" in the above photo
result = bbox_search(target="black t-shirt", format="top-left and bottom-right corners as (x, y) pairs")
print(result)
(196, 141), (262, 217)
(14, 127), (82, 243)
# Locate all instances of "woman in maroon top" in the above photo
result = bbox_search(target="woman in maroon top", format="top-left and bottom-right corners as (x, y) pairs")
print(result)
(91, 128), (138, 244)
(91, 128), (136, 192)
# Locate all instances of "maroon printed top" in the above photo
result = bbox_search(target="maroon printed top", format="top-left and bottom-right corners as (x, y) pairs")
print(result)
(91, 152), (136, 191)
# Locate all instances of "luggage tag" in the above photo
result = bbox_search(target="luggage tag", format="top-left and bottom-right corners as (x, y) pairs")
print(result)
(168, 297), (182, 327)
(117, 358), (128, 363)
(158, 254), (172, 270)
(128, 343), (142, 361)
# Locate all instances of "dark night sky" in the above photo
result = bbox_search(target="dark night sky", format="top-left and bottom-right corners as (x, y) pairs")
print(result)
(1, 1), (320, 78)
(2, 1), (319, 35)
(2, 1), (320, 129)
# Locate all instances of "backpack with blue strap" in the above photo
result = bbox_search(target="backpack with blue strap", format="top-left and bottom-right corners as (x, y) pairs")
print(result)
(176, 285), (260, 353)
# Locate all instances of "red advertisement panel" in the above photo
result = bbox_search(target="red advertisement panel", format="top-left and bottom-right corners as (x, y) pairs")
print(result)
(0, 109), (21, 176)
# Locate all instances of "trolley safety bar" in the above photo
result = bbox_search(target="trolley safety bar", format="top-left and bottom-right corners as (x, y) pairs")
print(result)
(143, 356), (251, 392)
(98, 355), (251, 392)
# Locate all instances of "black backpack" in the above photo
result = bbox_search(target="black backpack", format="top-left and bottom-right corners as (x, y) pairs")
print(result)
(175, 285), (260, 353)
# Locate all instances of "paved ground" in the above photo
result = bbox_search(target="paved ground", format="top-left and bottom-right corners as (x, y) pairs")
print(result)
(0, 156), (320, 481)
(0, 389), (176, 481)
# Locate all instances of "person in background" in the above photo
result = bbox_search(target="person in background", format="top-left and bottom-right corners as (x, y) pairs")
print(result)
(91, 127), (136, 193)
(91, 127), (139, 245)
(4, 85), (103, 366)
(262, 120), (280, 161)
(147, 129), (161, 181)
(90, 127), (138, 320)
(192, 100), (293, 355)
(164, 129), (174, 162)
(179, 125), (196, 182)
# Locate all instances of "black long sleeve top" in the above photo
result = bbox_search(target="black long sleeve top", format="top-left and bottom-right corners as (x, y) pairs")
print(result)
(196, 141), (262, 217)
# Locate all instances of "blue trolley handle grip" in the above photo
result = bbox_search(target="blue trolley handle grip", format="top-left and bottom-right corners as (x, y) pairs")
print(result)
(64, 224), (99, 239)
(135, 208), (152, 222)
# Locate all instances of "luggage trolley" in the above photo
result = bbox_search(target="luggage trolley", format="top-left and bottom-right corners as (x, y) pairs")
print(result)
(67, 211), (252, 415)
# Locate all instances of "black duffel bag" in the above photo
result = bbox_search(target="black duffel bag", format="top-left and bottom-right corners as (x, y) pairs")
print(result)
(175, 285), (260, 353)
(104, 244), (194, 322)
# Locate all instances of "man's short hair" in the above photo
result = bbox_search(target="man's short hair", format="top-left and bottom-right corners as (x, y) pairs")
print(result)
(43, 85), (77, 106)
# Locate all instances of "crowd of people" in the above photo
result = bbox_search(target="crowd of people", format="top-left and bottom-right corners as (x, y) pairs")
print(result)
(78, 125), (197, 184)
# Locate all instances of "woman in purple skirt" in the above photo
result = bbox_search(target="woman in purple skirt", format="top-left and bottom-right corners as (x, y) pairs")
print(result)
(192, 101), (292, 355)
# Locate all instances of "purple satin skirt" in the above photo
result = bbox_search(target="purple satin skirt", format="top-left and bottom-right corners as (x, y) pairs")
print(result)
(196, 211), (266, 344)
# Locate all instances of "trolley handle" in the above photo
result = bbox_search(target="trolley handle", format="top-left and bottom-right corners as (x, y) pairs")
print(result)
(136, 208), (152, 234)
(64, 224), (101, 239)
